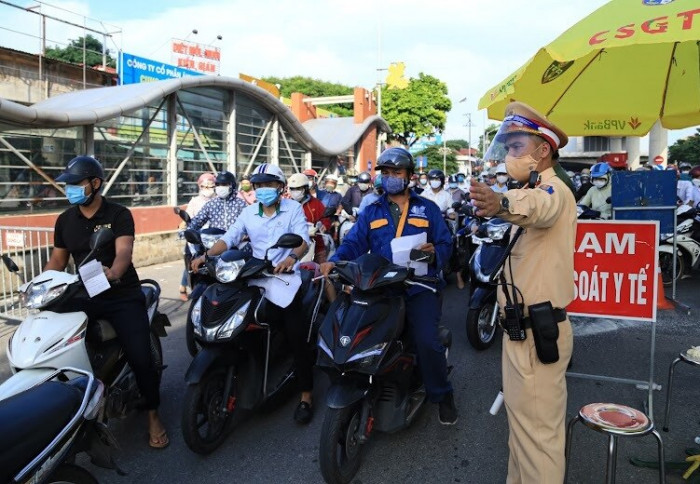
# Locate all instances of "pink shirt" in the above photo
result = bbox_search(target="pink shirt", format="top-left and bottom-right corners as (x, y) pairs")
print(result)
(237, 190), (256, 205)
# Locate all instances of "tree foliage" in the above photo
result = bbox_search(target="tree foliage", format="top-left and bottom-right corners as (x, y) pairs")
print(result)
(381, 73), (452, 147)
(669, 128), (700, 166)
(477, 123), (500, 157)
(414, 144), (459, 174)
(45, 34), (116, 68)
(262, 76), (354, 117)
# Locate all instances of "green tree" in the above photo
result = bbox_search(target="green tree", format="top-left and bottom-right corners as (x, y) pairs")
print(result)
(669, 128), (700, 166)
(45, 34), (116, 68)
(477, 123), (500, 157)
(414, 144), (459, 174)
(262, 76), (354, 117)
(446, 139), (469, 150)
(381, 73), (452, 147)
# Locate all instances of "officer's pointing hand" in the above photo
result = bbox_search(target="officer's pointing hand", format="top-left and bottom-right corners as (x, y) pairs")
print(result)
(469, 181), (501, 217)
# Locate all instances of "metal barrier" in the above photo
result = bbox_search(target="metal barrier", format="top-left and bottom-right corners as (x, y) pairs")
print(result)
(0, 226), (54, 322)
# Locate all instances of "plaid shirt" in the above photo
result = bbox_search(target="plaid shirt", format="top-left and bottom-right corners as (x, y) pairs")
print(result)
(189, 196), (247, 231)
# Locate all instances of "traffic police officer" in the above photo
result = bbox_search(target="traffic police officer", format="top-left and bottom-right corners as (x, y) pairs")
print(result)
(320, 147), (458, 425)
(470, 102), (576, 483)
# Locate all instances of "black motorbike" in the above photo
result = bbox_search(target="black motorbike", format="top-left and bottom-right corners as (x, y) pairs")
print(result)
(180, 232), (326, 455)
(465, 217), (512, 350)
(316, 253), (451, 484)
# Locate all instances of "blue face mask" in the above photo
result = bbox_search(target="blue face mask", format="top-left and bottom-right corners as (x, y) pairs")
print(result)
(381, 175), (407, 195)
(65, 184), (89, 205)
(255, 187), (280, 207)
(449, 183), (458, 189)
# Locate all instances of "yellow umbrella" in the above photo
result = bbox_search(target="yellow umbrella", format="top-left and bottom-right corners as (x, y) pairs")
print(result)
(478, 0), (700, 136)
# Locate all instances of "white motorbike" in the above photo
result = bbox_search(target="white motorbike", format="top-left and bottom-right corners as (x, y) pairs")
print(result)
(337, 207), (359, 245)
(658, 204), (700, 285)
(0, 228), (171, 421)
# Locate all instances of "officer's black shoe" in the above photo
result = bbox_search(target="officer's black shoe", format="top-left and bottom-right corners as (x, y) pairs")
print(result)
(294, 401), (313, 424)
(438, 392), (458, 426)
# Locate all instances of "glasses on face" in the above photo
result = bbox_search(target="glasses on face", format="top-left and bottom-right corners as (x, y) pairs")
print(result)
(200, 184), (214, 189)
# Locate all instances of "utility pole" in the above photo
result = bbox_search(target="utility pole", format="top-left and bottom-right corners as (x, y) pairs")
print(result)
(464, 113), (474, 153)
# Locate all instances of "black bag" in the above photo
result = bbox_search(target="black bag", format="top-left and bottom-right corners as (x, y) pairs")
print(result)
(528, 302), (560, 364)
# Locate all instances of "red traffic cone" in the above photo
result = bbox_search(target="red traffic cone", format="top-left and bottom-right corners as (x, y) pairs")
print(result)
(656, 268), (674, 310)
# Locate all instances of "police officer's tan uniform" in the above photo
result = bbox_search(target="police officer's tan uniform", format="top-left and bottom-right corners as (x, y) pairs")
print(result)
(496, 104), (576, 484)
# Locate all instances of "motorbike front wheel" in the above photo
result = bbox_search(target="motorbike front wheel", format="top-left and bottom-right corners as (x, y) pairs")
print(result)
(181, 368), (241, 455)
(466, 301), (498, 350)
(319, 405), (363, 484)
(659, 251), (684, 286)
(48, 463), (98, 484)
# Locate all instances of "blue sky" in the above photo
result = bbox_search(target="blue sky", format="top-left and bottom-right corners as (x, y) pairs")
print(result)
(1, 0), (697, 149)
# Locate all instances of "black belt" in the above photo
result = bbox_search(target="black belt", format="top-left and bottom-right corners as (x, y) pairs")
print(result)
(521, 308), (568, 329)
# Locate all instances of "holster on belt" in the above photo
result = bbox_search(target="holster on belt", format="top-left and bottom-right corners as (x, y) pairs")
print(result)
(527, 302), (566, 364)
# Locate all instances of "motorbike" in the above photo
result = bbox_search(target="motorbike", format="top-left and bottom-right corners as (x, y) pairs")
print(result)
(465, 217), (512, 350)
(0, 368), (110, 484)
(659, 204), (700, 285)
(0, 228), (171, 422)
(576, 204), (602, 220)
(445, 202), (477, 282)
(316, 253), (452, 484)
(337, 203), (359, 245)
(180, 232), (327, 455)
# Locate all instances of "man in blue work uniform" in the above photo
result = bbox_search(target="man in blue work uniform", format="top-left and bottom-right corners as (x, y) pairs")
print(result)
(320, 147), (458, 425)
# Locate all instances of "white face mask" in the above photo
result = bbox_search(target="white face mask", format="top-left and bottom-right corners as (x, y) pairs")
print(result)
(200, 188), (215, 198)
(592, 179), (607, 189)
(429, 180), (442, 189)
(215, 186), (231, 198)
(496, 175), (508, 184)
(692, 178), (700, 188)
(289, 189), (305, 202)
(358, 183), (370, 192)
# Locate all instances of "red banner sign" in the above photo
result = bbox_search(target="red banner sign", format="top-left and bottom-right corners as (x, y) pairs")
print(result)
(567, 221), (659, 321)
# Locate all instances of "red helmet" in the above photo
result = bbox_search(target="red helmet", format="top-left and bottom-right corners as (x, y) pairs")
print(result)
(303, 168), (318, 178)
(690, 166), (700, 179)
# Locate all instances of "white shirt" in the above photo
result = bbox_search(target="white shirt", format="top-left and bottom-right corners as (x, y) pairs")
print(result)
(220, 198), (311, 267)
(420, 188), (453, 213)
(677, 179), (694, 204)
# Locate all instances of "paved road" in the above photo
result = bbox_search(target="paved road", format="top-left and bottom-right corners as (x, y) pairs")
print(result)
(1, 262), (699, 483)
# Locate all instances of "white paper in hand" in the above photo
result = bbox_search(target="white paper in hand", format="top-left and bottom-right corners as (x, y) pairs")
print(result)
(390, 233), (428, 276)
(78, 259), (111, 297)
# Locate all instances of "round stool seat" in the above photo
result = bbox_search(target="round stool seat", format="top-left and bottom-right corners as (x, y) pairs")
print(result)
(579, 403), (652, 436)
(679, 349), (700, 367)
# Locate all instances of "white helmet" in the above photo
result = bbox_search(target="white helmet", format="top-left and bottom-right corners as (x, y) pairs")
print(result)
(324, 174), (338, 184)
(495, 163), (507, 174)
(250, 163), (286, 185)
(288, 172), (309, 189)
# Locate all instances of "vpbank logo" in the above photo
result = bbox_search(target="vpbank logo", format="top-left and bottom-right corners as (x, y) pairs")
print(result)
(642, 0), (674, 5)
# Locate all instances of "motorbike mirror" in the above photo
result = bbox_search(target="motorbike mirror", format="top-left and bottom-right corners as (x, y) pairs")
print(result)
(2, 254), (19, 273)
(89, 228), (115, 251)
(271, 233), (304, 250)
(174, 206), (191, 224)
(184, 229), (202, 245)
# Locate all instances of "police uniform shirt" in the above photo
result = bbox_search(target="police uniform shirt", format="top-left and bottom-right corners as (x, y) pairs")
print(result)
(54, 198), (140, 294)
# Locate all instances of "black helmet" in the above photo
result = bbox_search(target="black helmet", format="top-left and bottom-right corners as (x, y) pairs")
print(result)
(55, 155), (104, 184)
(215, 171), (237, 189)
(376, 147), (414, 173)
(448, 174), (459, 184)
(357, 171), (371, 184)
(428, 169), (445, 184)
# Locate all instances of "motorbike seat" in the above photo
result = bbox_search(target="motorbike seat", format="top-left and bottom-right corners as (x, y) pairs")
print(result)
(141, 285), (156, 308)
(87, 318), (118, 343)
(0, 380), (84, 483)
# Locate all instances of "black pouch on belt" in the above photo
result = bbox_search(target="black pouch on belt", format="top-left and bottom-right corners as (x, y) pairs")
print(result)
(528, 301), (560, 364)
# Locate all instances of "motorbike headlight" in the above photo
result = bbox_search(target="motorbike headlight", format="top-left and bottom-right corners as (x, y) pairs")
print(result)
(217, 301), (251, 340)
(191, 297), (203, 336)
(486, 223), (510, 241)
(201, 233), (221, 249)
(659, 233), (673, 241)
(347, 342), (387, 365)
(22, 282), (68, 309)
(215, 258), (245, 283)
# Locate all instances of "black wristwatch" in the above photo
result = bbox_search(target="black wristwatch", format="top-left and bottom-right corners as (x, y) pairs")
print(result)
(498, 195), (510, 214)
(288, 253), (299, 261)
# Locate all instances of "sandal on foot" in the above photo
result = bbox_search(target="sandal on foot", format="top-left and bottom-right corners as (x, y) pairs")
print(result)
(149, 430), (170, 449)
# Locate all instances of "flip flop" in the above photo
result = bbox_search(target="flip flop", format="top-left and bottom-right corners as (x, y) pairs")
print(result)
(149, 430), (169, 449)
(179, 289), (188, 302)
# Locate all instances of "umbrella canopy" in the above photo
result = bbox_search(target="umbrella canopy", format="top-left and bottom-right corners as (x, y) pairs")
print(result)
(478, 0), (700, 136)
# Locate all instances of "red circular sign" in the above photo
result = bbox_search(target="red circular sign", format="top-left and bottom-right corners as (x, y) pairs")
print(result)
(653, 155), (664, 164)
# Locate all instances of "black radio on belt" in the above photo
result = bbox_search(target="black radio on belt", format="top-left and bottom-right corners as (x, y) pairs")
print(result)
(503, 303), (526, 341)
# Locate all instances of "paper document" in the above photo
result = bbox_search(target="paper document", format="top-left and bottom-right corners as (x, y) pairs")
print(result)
(390, 233), (428, 276)
(248, 272), (302, 308)
(78, 259), (111, 297)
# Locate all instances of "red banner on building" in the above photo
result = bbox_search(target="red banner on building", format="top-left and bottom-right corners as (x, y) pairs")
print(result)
(567, 220), (659, 321)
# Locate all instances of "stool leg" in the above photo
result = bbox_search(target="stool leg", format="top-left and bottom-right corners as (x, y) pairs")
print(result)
(663, 357), (682, 432)
(606, 434), (618, 484)
(564, 416), (580, 483)
(650, 428), (666, 484)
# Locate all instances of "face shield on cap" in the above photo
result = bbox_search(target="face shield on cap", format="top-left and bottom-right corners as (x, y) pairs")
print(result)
(483, 115), (561, 183)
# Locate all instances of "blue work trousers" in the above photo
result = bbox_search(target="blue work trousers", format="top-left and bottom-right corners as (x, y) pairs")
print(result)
(405, 290), (453, 403)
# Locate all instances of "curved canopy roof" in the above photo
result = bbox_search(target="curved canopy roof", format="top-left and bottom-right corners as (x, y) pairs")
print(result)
(0, 76), (390, 157)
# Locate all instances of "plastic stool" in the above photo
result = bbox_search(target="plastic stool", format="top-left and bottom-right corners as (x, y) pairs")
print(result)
(565, 403), (665, 484)
(663, 349), (700, 432)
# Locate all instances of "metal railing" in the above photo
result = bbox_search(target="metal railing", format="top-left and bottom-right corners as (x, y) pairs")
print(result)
(0, 226), (54, 322)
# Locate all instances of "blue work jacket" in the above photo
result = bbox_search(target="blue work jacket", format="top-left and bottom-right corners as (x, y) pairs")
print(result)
(331, 190), (452, 292)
